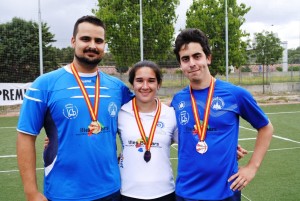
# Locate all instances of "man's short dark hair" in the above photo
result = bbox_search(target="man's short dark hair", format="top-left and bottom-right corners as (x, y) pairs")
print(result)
(173, 28), (211, 63)
(73, 15), (106, 37)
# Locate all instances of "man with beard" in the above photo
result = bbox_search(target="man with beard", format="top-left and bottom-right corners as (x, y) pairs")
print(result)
(16, 15), (133, 201)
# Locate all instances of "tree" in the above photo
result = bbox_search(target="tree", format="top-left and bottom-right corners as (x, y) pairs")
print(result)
(93, 0), (179, 69)
(0, 18), (56, 82)
(251, 31), (283, 93)
(185, 0), (250, 76)
(54, 47), (74, 66)
(288, 47), (300, 64)
(252, 31), (283, 67)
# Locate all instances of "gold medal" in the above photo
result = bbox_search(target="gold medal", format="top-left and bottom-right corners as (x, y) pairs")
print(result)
(88, 120), (102, 135)
(196, 141), (208, 154)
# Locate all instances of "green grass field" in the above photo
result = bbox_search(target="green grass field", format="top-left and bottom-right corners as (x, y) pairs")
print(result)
(0, 103), (299, 201)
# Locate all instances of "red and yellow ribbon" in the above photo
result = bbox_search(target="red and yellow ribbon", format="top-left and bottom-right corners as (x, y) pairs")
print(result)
(132, 97), (161, 151)
(190, 77), (215, 141)
(71, 63), (100, 123)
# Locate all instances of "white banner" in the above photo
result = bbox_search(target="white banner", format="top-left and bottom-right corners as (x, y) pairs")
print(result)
(0, 83), (32, 106)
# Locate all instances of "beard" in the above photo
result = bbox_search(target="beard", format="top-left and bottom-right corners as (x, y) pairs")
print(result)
(75, 54), (101, 65)
(74, 48), (102, 69)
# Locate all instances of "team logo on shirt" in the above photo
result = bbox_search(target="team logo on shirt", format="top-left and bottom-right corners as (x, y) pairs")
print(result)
(178, 101), (185, 110)
(157, 121), (164, 128)
(211, 97), (225, 110)
(179, 111), (189, 125)
(63, 104), (78, 119)
(108, 102), (117, 117)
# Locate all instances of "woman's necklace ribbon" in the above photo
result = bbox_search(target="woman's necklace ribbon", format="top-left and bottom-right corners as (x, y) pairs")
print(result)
(190, 77), (215, 154)
(132, 97), (161, 162)
(71, 63), (102, 136)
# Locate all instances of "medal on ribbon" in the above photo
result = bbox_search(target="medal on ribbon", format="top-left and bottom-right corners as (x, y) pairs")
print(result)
(190, 77), (215, 154)
(196, 141), (208, 154)
(71, 63), (103, 136)
(132, 97), (161, 162)
(88, 120), (102, 134)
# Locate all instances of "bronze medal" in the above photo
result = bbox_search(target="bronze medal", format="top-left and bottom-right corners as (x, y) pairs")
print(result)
(144, 150), (151, 162)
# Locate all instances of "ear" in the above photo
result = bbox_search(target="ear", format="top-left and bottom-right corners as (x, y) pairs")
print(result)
(71, 37), (75, 48)
(157, 84), (161, 90)
(207, 55), (212, 65)
(179, 66), (183, 71)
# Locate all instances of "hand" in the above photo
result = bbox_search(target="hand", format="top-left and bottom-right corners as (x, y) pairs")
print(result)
(44, 137), (49, 149)
(237, 144), (248, 160)
(26, 191), (48, 201)
(228, 164), (257, 191)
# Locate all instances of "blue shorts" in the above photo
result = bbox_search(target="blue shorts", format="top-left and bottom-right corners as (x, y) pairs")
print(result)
(93, 191), (121, 201)
(175, 191), (241, 201)
(48, 191), (121, 201)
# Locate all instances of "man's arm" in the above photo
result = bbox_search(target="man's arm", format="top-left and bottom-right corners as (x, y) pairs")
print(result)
(228, 122), (273, 190)
(17, 132), (47, 201)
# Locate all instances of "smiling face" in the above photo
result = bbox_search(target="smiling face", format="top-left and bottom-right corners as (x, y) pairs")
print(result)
(71, 22), (105, 72)
(179, 42), (212, 87)
(133, 67), (160, 111)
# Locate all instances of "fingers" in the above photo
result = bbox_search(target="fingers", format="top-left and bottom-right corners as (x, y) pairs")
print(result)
(237, 144), (248, 154)
(44, 137), (49, 149)
(229, 175), (249, 191)
(237, 150), (244, 160)
(237, 145), (248, 160)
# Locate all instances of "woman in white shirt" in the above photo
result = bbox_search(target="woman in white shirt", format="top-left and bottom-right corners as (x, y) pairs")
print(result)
(118, 60), (177, 201)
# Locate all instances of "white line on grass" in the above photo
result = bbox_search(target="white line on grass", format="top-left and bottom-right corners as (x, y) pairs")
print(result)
(266, 111), (300, 115)
(273, 135), (300, 144)
(241, 193), (252, 201)
(171, 144), (178, 150)
(239, 126), (300, 144)
(0, 127), (15, 129)
(0, 168), (43, 173)
(238, 138), (256, 141)
(0, 155), (16, 158)
(246, 146), (300, 153)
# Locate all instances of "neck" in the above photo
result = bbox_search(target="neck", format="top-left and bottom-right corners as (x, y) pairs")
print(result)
(72, 60), (98, 74)
(190, 76), (213, 90)
(136, 98), (157, 113)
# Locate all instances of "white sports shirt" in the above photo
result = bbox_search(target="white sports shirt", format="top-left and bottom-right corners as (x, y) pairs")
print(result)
(118, 99), (178, 199)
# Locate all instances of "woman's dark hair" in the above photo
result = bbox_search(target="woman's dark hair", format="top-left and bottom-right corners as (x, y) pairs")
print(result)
(128, 60), (163, 86)
(73, 15), (106, 37)
(173, 28), (211, 63)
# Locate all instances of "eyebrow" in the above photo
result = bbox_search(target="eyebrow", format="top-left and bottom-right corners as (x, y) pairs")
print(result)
(181, 52), (202, 59)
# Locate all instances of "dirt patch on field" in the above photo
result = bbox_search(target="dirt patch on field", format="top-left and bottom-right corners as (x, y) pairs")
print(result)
(253, 92), (300, 105)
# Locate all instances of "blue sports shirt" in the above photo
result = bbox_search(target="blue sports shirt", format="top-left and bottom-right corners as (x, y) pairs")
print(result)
(17, 65), (134, 201)
(171, 79), (269, 200)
